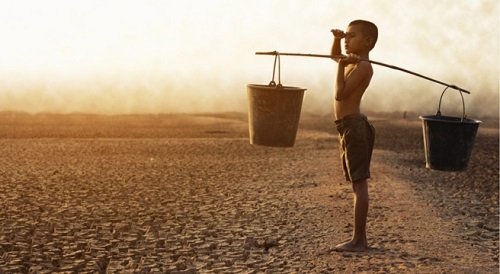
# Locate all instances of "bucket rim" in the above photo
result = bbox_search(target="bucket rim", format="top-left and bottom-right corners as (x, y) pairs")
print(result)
(247, 83), (307, 91)
(419, 115), (482, 124)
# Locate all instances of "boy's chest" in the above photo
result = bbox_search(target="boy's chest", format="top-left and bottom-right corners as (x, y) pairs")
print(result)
(344, 64), (358, 78)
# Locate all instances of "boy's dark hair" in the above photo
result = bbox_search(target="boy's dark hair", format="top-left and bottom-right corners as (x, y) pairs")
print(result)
(349, 20), (378, 50)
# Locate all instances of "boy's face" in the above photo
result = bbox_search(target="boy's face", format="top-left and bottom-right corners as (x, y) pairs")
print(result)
(344, 25), (369, 54)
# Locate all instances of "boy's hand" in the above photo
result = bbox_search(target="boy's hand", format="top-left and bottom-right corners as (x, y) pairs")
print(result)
(331, 29), (345, 39)
(339, 53), (360, 66)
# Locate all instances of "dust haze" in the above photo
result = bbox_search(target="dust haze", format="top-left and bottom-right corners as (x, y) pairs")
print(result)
(0, 0), (497, 118)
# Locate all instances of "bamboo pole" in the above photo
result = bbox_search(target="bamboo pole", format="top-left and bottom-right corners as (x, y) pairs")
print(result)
(255, 51), (471, 94)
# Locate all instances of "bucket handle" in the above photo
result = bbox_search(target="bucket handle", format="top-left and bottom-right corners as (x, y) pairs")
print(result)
(268, 51), (283, 88)
(436, 86), (466, 121)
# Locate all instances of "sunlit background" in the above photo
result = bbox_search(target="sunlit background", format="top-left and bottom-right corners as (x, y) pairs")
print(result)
(0, 0), (498, 117)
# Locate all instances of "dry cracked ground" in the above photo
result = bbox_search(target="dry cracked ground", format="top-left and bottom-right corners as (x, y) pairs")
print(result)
(0, 112), (497, 273)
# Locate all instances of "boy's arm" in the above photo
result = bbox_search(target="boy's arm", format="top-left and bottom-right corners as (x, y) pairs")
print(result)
(330, 29), (344, 63)
(335, 56), (371, 101)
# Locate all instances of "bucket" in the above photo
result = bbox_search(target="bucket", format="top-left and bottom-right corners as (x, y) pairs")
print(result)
(419, 87), (481, 171)
(247, 54), (307, 147)
(247, 84), (306, 147)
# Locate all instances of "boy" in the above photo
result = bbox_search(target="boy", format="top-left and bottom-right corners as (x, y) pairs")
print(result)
(330, 20), (378, 252)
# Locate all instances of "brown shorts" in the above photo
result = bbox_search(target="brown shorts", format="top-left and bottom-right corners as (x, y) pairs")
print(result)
(335, 114), (375, 182)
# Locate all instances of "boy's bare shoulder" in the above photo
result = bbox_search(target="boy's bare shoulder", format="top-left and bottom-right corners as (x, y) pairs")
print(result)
(358, 60), (373, 70)
(357, 60), (373, 77)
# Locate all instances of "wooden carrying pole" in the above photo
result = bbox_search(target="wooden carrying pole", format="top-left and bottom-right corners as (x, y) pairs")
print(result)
(255, 51), (471, 94)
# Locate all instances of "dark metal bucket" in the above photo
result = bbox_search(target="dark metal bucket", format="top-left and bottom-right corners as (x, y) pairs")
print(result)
(419, 87), (481, 171)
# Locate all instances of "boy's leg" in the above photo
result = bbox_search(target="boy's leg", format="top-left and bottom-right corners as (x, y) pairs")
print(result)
(335, 179), (369, 252)
(353, 179), (369, 247)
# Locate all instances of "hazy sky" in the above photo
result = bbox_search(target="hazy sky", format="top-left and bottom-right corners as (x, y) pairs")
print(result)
(0, 0), (498, 117)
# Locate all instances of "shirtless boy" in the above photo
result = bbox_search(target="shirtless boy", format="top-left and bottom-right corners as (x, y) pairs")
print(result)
(330, 20), (378, 252)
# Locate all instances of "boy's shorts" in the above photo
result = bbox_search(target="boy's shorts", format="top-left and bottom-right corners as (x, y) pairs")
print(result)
(335, 114), (375, 182)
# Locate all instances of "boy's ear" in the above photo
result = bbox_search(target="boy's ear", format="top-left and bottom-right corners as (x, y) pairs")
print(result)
(365, 36), (374, 48)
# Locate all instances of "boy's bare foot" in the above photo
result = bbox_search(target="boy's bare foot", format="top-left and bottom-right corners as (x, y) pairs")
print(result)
(333, 240), (368, 252)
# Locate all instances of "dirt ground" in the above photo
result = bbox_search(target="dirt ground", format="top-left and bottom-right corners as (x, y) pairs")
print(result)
(0, 111), (497, 273)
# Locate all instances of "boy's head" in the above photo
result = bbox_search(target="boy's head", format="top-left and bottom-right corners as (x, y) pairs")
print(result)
(346, 20), (378, 52)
